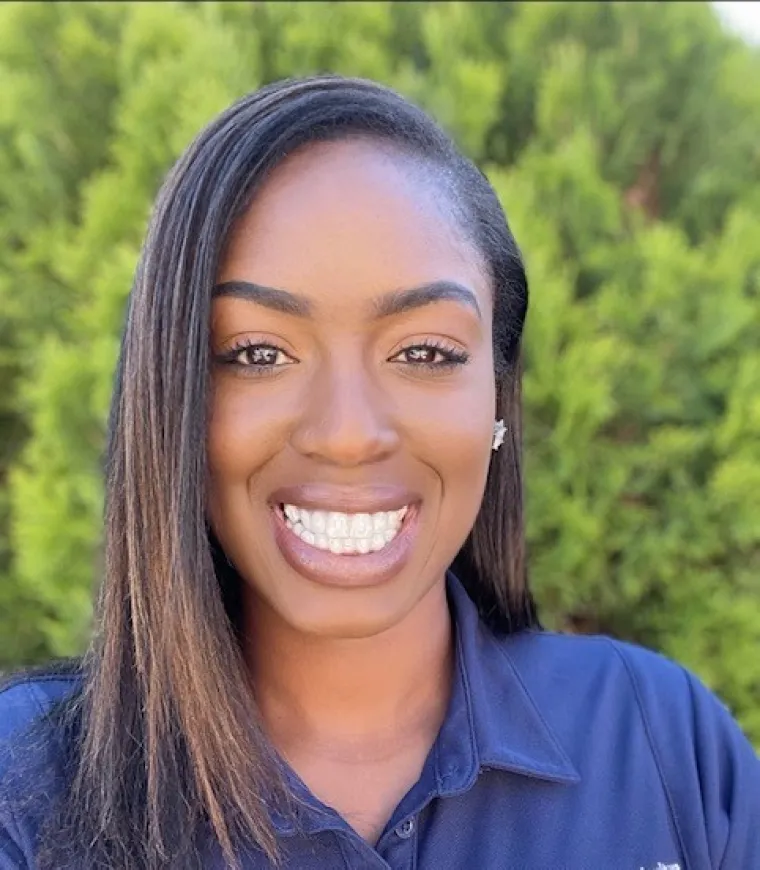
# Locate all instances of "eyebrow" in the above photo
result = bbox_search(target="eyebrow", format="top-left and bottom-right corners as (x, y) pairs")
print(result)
(212, 279), (482, 321)
(372, 281), (481, 321)
(212, 280), (312, 317)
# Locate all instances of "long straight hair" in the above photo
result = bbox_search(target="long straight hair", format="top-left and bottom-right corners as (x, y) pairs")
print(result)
(33, 75), (535, 869)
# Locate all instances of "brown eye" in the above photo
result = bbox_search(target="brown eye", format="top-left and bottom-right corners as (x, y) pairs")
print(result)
(389, 342), (470, 369)
(403, 347), (445, 364)
(215, 341), (296, 372)
(240, 345), (287, 366)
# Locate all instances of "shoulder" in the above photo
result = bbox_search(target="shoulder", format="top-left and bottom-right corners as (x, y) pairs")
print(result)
(507, 629), (695, 702)
(0, 663), (83, 787)
(0, 665), (84, 867)
(0, 665), (82, 746)
(496, 628), (695, 725)
(500, 630), (760, 867)
(500, 628), (751, 765)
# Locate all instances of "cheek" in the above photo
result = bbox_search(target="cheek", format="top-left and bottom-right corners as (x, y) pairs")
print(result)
(406, 356), (496, 457)
(424, 409), (493, 506)
(402, 357), (495, 520)
(206, 379), (290, 484)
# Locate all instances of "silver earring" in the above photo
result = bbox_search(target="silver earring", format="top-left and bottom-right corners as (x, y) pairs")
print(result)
(492, 419), (507, 451)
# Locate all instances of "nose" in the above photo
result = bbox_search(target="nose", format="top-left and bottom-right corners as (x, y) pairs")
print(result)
(291, 361), (400, 467)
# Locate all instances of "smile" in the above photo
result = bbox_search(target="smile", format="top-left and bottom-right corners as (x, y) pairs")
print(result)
(281, 504), (409, 555)
(270, 490), (420, 589)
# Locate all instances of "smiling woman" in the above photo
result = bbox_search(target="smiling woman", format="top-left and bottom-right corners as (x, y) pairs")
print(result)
(1, 75), (759, 870)
(206, 137), (505, 632)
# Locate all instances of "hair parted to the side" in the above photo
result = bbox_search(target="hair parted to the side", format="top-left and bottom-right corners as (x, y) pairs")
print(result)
(31, 74), (535, 869)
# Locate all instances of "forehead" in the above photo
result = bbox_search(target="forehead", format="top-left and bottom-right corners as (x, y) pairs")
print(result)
(217, 139), (491, 315)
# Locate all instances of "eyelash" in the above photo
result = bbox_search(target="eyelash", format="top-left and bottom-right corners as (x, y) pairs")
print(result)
(392, 339), (470, 370)
(214, 338), (470, 375)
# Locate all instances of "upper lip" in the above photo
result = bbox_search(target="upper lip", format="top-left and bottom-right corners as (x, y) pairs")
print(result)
(270, 484), (420, 514)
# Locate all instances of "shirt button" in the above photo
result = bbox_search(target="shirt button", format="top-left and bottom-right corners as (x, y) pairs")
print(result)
(395, 818), (415, 839)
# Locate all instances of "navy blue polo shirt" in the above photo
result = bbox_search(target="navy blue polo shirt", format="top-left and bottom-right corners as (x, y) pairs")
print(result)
(2, 573), (759, 868)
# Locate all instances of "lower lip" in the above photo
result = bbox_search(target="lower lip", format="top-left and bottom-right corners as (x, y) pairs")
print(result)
(271, 505), (420, 589)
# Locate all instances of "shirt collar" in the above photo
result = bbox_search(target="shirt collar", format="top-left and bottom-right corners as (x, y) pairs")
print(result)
(436, 571), (580, 793)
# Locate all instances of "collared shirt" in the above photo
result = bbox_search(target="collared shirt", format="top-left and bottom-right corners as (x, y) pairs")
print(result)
(1, 573), (759, 869)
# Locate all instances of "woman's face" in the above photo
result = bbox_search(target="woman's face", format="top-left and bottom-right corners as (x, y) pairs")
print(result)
(207, 139), (495, 638)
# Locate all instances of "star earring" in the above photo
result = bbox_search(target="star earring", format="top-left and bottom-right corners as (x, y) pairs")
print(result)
(492, 419), (507, 451)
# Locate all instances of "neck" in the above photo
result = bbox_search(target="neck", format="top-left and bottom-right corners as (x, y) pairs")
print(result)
(244, 579), (453, 760)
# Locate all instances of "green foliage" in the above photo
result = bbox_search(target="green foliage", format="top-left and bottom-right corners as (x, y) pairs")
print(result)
(0, 1), (758, 739)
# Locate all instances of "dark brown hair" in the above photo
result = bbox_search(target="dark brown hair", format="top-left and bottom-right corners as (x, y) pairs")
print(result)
(28, 74), (535, 869)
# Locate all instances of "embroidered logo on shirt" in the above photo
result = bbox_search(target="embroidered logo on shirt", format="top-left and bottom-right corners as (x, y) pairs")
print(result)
(639, 864), (680, 870)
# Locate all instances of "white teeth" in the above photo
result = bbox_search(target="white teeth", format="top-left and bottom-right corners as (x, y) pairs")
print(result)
(349, 513), (373, 537)
(388, 508), (406, 529)
(282, 504), (410, 555)
(327, 512), (350, 538)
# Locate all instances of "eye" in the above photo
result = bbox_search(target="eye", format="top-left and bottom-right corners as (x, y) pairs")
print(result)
(389, 341), (470, 370)
(215, 340), (296, 372)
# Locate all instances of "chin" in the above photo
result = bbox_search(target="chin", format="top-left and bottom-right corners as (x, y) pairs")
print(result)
(272, 573), (431, 640)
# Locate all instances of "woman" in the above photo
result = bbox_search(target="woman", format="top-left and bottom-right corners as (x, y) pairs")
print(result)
(1, 74), (758, 870)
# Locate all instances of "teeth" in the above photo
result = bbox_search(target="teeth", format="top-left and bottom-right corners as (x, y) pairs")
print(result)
(349, 513), (372, 537)
(311, 511), (327, 534)
(281, 504), (410, 555)
(327, 512), (350, 538)
(389, 508), (406, 529)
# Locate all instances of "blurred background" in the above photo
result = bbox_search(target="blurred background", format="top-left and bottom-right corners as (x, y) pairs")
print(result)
(0, 1), (759, 741)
